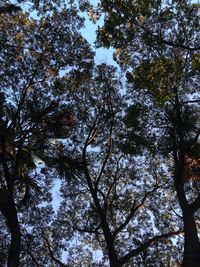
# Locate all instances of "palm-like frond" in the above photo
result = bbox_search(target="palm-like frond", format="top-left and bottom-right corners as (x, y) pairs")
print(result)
(16, 174), (41, 206)
(46, 153), (83, 180)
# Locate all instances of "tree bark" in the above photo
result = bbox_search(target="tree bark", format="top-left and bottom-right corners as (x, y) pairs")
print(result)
(181, 208), (200, 267)
(83, 146), (120, 267)
(102, 227), (120, 267)
(0, 195), (21, 267)
(172, 89), (200, 266)
(8, 224), (21, 267)
(174, 166), (200, 267)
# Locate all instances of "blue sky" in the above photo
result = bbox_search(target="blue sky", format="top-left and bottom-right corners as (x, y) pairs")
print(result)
(80, 5), (116, 65)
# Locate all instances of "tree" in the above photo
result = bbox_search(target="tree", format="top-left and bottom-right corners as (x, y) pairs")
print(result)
(44, 64), (183, 266)
(0, 3), (93, 266)
(3, 62), (183, 266)
(97, 0), (200, 266)
(1, 0), (199, 266)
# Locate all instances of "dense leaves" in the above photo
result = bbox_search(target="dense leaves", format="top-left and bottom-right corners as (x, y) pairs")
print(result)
(0, 0), (199, 267)
(0, 2), (93, 266)
(98, 0), (200, 266)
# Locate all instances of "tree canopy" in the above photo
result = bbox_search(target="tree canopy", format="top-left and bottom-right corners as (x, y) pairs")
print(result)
(0, 1), (200, 266)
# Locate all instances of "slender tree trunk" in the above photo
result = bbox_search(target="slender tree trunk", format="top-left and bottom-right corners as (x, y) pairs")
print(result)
(8, 225), (21, 267)
(181, 208), (200, 267)
(0, 195), (21, 267)
(172, 90), (200, 266)
(83, 159), (120, 267)
(175, 173), (200, 267)
(95, 209), (120, 267)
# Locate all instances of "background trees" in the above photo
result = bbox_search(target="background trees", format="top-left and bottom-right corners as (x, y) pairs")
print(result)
(97, 0), (200, 266)
(41, 64), (183, 266)
(0, 0), (199, 266)
(0, 2), (93, 266)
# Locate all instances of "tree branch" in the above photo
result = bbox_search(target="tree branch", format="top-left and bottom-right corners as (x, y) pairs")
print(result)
(186, 128), (200, 152)
(95, 76), (115, 190)
(181, 99), (200, 105)
(190, 193), (200, 213)
(1, 135), (11, 188)
(134, 19), (200, 51)
(43, 234), (66, 267)
(113, 185), (159, 238)
(119, 230), (183, 266)
(8, 67), (38, 129)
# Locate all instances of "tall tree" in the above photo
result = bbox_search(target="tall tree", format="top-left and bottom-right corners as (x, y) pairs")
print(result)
(1, 0), (199, 266)
(0, 3), (93, 266)
(44, 64), (183, 266)
(97, 0), (200, 266)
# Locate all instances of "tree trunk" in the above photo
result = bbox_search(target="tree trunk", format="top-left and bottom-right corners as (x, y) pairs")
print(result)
(99, 216), (120, 267)
(181, 208), (200, 267)
(110, 258), (121, 267)
(174, 157), (200, 267)
(0, 195), (21, 267)
(174, 175), (200, 267)
(8, 226), (21, 267)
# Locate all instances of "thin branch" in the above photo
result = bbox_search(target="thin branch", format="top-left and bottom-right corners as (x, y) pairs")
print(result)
(159, 39), (200, 51)
(43, 234), (66, 267)
(95, 75), (115, 190)
(134, 19), (200, 51)
(186, 128), (200, 152)
(8, 67), (38, 129)
(73, 223), (102, 235)
(1, 136), (11, 187)
(169, 204), (183, 219)
(113, 185), (159, 238)
(26, 250), (40, 267)
(119, 230), (183, 266)
(113, 201), (136, 238)
(95, 121), (113, 189)
(82, 117), (103, 212)
(82, 123), (118, 262)
(106, 156), (121, 198)
(181, 99), (200, 105)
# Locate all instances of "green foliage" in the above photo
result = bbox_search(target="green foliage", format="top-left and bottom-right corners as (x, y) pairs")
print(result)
(192, 52), (200, 71)
(131, 57), (183, 103)
(0, 0), (199, 266)
(98, 0), (200, 265)
(120, 104), (154, 154)
(0, 2), (94, 266)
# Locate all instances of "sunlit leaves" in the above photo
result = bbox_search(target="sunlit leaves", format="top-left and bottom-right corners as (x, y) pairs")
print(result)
(129, 56), (183, 103)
